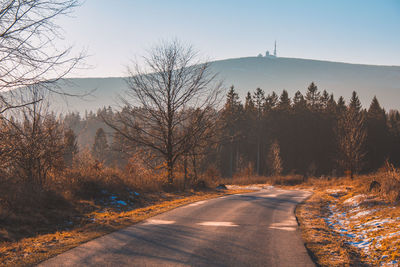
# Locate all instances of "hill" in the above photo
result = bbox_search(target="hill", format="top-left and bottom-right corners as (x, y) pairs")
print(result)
(50, 57), (400, 114)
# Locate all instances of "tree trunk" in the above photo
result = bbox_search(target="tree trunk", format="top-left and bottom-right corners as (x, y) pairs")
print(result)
(256, 138), (260, 175)
(183, 155), (188, 190)
(167, 156), (174, 184)
(229, 138), (233, 178)
(192, 153), (198, 182)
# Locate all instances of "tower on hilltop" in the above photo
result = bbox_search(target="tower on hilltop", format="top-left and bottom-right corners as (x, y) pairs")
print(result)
(261, 41), (278, 58)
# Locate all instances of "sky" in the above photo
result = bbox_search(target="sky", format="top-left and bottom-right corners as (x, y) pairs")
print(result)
(57, 0), (400, 78)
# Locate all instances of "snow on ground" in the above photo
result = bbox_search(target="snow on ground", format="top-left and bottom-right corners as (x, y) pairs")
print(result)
(324, 192), (400, 265)
(343, 194), (367, 206)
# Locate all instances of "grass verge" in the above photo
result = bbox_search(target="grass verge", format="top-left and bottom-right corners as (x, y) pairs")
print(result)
(295, 176), (400, 266)
(296, 191), (369, 266)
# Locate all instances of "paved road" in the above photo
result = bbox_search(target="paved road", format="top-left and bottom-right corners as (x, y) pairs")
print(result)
(39, 187), (314, 267)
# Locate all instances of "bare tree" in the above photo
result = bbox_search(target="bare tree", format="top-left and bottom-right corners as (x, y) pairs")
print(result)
(336, 104), (367, 179)
(0, 0), (84, 113)
(267, 140), (283, 176)
(182, 107), (219, 186)
(0, 86), (65, 186)
(103, 40), (222, 184)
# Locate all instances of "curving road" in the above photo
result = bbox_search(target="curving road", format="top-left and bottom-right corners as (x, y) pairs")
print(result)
(39, 187), (314, 267)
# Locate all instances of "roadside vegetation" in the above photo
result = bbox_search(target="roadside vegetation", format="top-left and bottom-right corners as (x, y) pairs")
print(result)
(0, 1), (399, 267)
(294, 165), (400, 266)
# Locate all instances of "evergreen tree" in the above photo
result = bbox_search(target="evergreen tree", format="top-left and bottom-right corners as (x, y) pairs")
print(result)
(243, 91), (257, 171)
(293, 91), (306, 109)
(92, 128), (109, 162)
(278, 90), (291, 110)
(320, 90), (330, 109)
(305, 82), (321, 109)
(365, 96), (389, 171)
(337, 96), (346, 114)
(336, 102), (367, 178)
(253, 88), (265, 113)
(349, 91), (362, 112)
(388, 110), (400, 166)
(63, 128), (78, 167)
(220, 86), (243, 177)
(244, 92), (255, 111)
(110, 130), (130, 167)
(265, 92), (278, 111)
(253, 88), (266, 174)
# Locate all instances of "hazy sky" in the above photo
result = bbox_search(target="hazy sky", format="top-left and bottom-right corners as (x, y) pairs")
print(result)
(58, 0), (400, 77)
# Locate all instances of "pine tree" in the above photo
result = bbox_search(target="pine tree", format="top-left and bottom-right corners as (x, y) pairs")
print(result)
(293, 91), (306, 109)
(244, 92), (255, 111)
(253, 88), (266, 175)
(336, 101), (367, 178)
(64, 128), (78, 167)
(220, 86), (243, 177)
(337, 96), (346, 114)
(327, 94), (337, 113)
(243, 91), (256, 172)
(305, 82), (321, 109)
(366, 96), (389, 171)
(320, 90), (330, 109)
(110, 130), (130, 167)
(278, 90), (291, 110)
(92, 128), (109, 162)
(349, 91), (362, 112)
(265, 92), (278, 111)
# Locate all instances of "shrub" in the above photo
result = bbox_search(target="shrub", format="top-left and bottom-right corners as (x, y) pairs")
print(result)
(379, 162), (400, 203)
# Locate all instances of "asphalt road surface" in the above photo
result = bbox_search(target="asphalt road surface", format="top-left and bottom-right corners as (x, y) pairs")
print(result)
(39, 187), (314, 267)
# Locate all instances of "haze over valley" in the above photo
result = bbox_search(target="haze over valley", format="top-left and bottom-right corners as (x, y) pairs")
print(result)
(54, 56), (400, 114)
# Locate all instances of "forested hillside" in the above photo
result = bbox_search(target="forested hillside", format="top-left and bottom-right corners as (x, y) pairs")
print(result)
(51, 57), (400, 113)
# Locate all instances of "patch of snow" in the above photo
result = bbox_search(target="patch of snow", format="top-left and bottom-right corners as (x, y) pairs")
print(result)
(361, 218), (394, 227)
(353, 210), (375, 218)
(116, 200), (127, 206)
(326, 188), (347, 198)
(343, 194), (366, 206)
(263, 185), (275, 190)
(348, 240), (372, 252)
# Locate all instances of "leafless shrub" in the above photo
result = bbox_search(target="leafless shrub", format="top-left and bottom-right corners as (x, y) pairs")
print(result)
(379, 161), (400, 203)
(0, 86), (65, 186)
(267, 140), (283, 176)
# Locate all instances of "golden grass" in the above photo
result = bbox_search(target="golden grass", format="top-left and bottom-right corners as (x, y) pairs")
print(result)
(0, 189), (249, 267)
(295, 191), (369, 266)
(295, 174), (400, 266)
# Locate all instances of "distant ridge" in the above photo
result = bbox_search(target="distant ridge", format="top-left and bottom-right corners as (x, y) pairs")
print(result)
(50, 57), (400, 114)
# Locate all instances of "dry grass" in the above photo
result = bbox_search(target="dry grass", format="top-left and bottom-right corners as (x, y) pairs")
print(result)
(295, 168), (400, 266)
(0, 151), (254, 266)
(216, 174), (304, 186)
(296, 191), (369, 266)
(0, 188), (249, 267)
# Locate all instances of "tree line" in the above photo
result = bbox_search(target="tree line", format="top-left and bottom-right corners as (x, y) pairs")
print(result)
(215, 84), (400, 178)
(61, 82), (400, 183)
